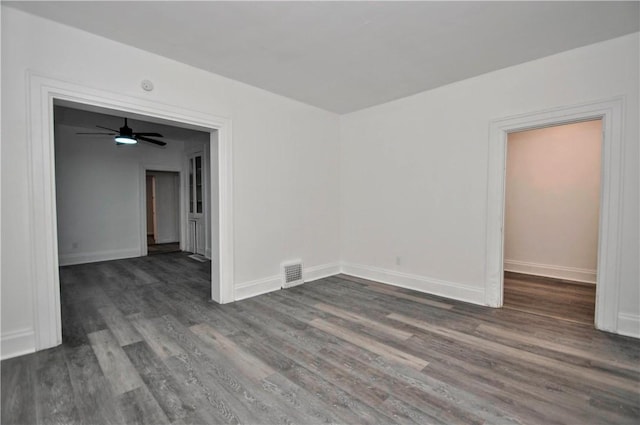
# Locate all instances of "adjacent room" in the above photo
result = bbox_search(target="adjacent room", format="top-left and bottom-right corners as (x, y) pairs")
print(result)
(54, 105), (215, 265)
(503, 120), (602, 325)
(146, 170), (181, 256)
(1, 2), (639, 425)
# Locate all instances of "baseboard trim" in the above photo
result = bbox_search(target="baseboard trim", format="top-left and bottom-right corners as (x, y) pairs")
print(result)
(234, 262), (342, 301)
(59, 248), (141, 266)
(341, 262), (485, 305)
(504, 259), (596, 284)
(305, 262), (342, 283)
(155, 238), (179, 245)
(234, 275), (281, 301)
(617, 313), (640, 339)
(1, 328), (36, 360)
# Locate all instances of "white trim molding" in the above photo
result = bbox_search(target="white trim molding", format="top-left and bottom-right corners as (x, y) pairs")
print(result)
(234, 262), (342, 301)
(485, 97), (625, 334)
(617, 313), (640, 339)
(26, 72), (234, 352)
(504, 260), (596, 284)
(341, 262), (485, 305)
(1, 328), (36, 360)
(305, 262), (342, 283)
(59, 248), (141, 267)
(234, 275), (281, 301)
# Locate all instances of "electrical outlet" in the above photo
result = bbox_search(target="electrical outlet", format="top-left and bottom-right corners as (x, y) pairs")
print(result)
(72, 242), (78, 249)
(395, 256), (402, 266)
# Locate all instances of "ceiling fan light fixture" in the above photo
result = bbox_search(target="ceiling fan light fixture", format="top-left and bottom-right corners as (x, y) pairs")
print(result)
(114, 135), (137, 144)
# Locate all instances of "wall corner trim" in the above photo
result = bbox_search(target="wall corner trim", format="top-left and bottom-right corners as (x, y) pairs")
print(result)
(1, 328), (36, 360)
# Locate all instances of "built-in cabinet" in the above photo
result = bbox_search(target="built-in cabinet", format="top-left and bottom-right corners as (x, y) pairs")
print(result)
(187, 152), (206, 255)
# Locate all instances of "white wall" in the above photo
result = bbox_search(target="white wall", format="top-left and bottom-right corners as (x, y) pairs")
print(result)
(1, 7), (341, 357)
(147, 171), (180, 244)
(504, 120), (602, 283)
(340, 34), (638, 328)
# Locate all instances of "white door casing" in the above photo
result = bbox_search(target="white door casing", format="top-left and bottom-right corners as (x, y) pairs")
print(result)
(485, 97), (625, 333)
(27, 73), (234, 351)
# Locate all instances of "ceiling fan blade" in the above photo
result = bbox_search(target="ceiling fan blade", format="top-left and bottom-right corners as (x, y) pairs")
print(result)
(136, 136), (167, 147)
(134, 132), (163, 137)
(76, 132), (116, 135)
(96, 125), (119, 132)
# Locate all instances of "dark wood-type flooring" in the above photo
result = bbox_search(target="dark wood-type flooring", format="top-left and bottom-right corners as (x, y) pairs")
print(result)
(2, 253), (639, 424)
(504, 271), (597, 325)
(147, 242), (181, 256)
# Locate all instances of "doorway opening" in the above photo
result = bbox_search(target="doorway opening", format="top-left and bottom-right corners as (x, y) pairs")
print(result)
(146, 171), (181, 256)
(502, 120), (601, 325)
(54, 103), (212, 266)
(53, 103), (215, 345)
(53, 103), (219, 346)
(485, 97), (624, 334)
(28, 74), (234, 351)
(27, 73), (234, 350)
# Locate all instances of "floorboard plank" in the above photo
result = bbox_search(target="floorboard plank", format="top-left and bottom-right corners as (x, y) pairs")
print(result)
(34, 347), (82, 424)
(88, 329), (144, 395)
(1, 355), (37, 425)
(63, 345), (129, 425)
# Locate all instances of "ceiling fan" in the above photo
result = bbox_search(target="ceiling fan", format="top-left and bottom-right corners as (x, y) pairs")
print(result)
(76, 118), (166, 146)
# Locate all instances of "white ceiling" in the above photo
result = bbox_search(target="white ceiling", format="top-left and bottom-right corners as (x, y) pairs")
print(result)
(7, 1), (639, 113)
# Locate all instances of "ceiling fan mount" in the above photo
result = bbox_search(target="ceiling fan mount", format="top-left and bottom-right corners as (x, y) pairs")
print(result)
(76, 117), (166, 147)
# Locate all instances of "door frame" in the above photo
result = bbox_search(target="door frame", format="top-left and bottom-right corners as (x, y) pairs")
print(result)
(27, 73), (235, 351)
(485, 96), (625, 333)
(140, 168), (182, 256)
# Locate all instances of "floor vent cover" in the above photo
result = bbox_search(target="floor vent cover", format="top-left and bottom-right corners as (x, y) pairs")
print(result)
(282, 260), (304, 288)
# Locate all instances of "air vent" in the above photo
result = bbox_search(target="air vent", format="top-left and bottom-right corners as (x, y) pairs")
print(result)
(282, 260), (304, 288)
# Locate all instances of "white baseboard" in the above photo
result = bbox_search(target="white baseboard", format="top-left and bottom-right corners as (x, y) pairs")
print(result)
(504, 259), (596, 284)
(59, 248), (141, 266)
(234, 262), (342, 301)
(1, 328), (35, 360)
(617, 313), (640, 339)
(155, 238), (179, 245)
(341, 262), (485, 305)
(234, 275), (281, 301)
(305, 262), (342, 283)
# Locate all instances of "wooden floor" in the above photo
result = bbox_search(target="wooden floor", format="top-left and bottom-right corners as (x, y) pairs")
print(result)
(2, 254), (639, 425)
(147, 242), (181, 256)
(504, 271), (597, 325)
